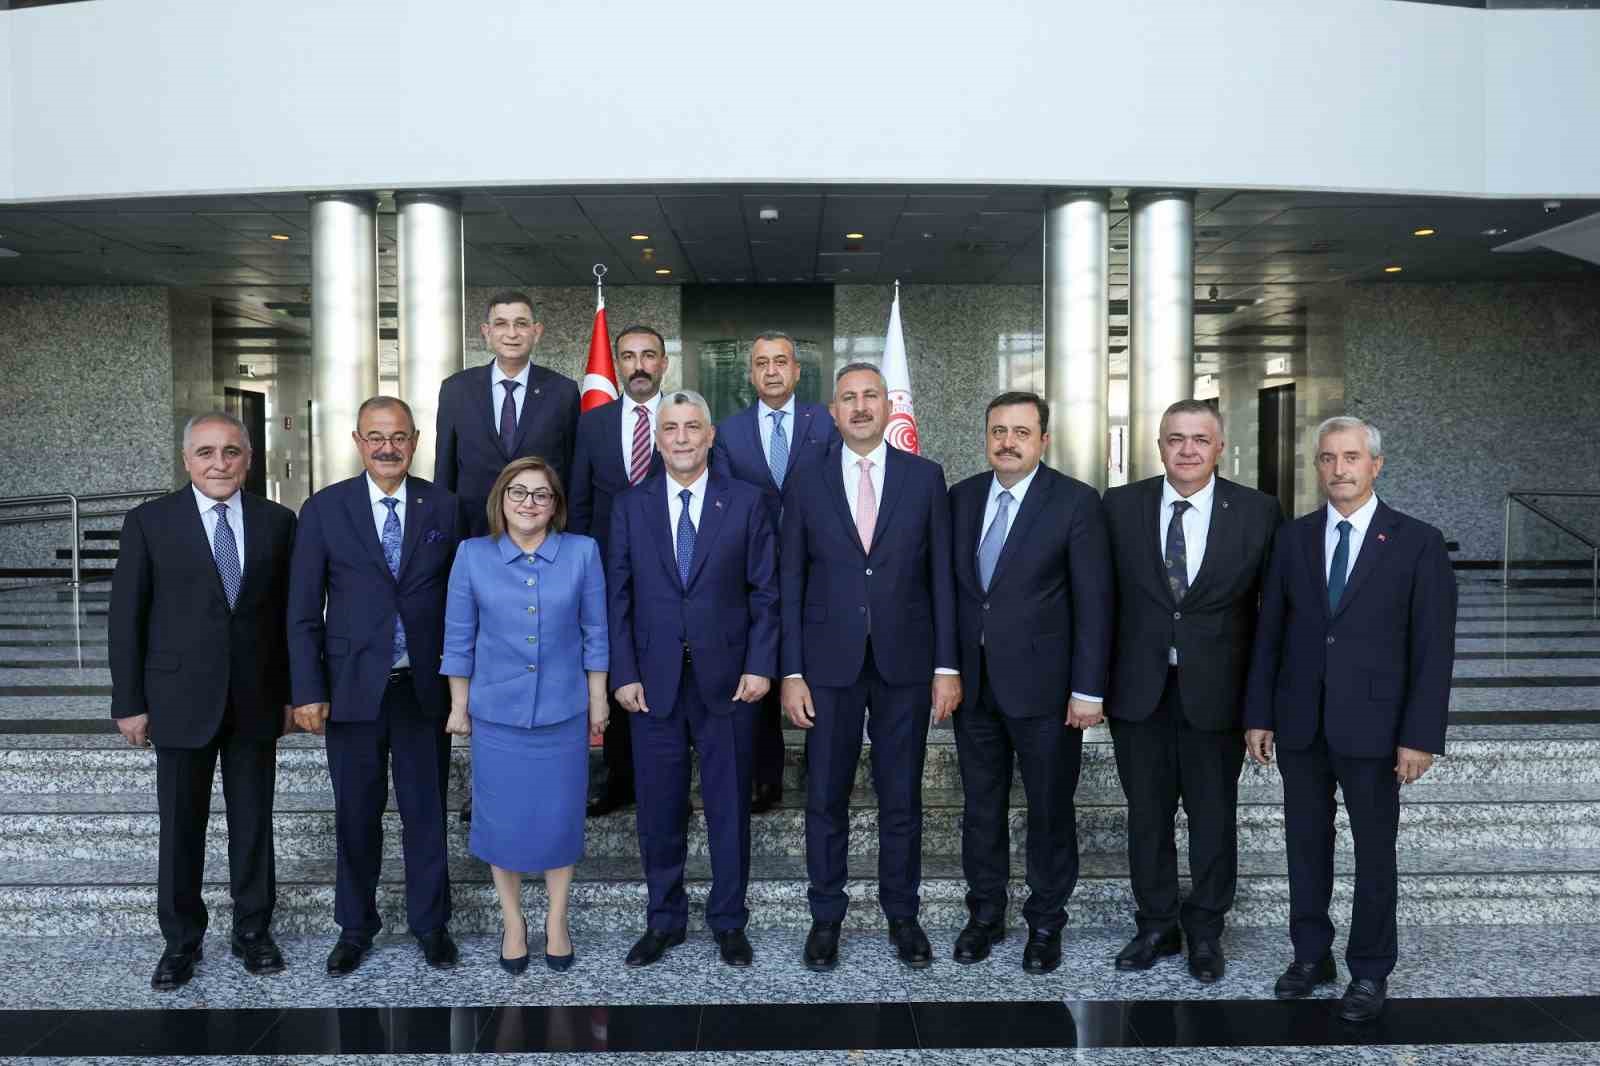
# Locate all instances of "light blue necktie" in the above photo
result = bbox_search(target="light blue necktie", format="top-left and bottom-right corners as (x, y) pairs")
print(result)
(768, 410), (789, 489)
(977, 490), (1013, 592)
(211, 503), (241, 609)
(675, 489), (696, 587)
(1328, 519), (1352, 612)
(380, 498), (408, 662)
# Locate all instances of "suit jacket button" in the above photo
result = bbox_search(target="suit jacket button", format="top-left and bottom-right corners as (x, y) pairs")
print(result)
(1173, 611), (1182, 621)
(858, 605), (867, 614)
(865, 568), (873, 576)
(982, 602), (990, 611)
(526, 664), (538, 672)
(1327, 635), (1336, 645)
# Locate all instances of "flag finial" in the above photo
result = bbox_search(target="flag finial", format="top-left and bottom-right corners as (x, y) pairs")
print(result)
(593, 263), (607, 311)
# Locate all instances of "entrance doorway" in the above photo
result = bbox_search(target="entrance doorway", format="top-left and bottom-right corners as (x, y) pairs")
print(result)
(1257, 383), (1295, 518)
(224, 387), (268, 498)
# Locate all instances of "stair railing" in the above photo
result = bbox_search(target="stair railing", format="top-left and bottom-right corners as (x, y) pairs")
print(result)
(1503, 491), (1600, 607)
(0, 489), (169, 587)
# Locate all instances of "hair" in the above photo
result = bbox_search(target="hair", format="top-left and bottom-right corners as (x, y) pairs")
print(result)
(484, 291), (537, 321)
(614, 324), (666, 355)
(1159, 398), (1224, 437)
(487, 456), (567, 539)
(659, 389), (713, 425)
(182, 411), (252, 452)
(985, 391), (1050, 435)
(833, 361), (885, 388)
(750, 330), (797, 359)
(355, 395), (416, 432)
(1316, 415), (1383, 458)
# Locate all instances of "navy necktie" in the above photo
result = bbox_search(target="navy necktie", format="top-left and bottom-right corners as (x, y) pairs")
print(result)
(381, 498), (408, 661)
(499, 379), (520, 454)
(1328, 519), (1353, 612)
(211, 503), (241, 609)
(1165, 500), (1192, 602)
(675, 489), (696, 587)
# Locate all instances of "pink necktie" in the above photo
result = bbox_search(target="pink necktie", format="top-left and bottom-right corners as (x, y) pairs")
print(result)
(855, 458), (877, 553)
(628, 405), (652, 485)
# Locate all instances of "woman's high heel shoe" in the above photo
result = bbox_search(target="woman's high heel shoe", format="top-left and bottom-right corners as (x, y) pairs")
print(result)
(499, 912), (530, 975)
(545, 916), (575, 973)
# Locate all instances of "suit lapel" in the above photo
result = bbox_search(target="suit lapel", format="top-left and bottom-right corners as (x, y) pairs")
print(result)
(475, 364), (514, 461)
(867, 447), (908, 557)
(786, 405), (816, 478)
(1304, 510), (1332, 620)
(1145, 478), (1177, 605)
(344, 477), (394, 582)
(395, 484), (429, 583)
(645, 477), (680, 586)
(1332, 501), (1394, 618)
(988, 468), (1051, 591)
(235, 493), (271, 606)
(956, 481), (984, 595)
(511, 367), (549, 456)
(821, 450), (863, 556)
(745, 405), (779, 491)
(604, 402), (632, 488)
(1183, 478), (1234, 601)
(684, 474), (730, 590)
(178, 491), (230, 608)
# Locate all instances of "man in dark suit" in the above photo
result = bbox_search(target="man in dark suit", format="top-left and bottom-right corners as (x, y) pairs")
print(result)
(1103, 399), (1282, 983)
(569, 324), (667, 815)
(110, 412), (297, 991)
(780, 362), (961, 972)
(948, 391), (1113, 975)
(608, 389), (779, 969)
(1245, 415), (1456, 1023)
(435, 290), (580, 534)
(711, 330), (840, 814)
(288, 396), (468, 977)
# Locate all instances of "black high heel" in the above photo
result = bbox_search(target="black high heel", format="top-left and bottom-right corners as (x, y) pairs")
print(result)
(545, 914), (575, 973)
(499, 912), (530, 975)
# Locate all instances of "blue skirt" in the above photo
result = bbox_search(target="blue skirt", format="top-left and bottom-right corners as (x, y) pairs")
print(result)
(469, 712), (588, 873)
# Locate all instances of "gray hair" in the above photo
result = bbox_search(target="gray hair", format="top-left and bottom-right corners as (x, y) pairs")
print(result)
(182, 411), (252, 452)
(750, 330), (797, 357)
(356, 395), (416, 431)
(1161, 398), (1224, 437)
(660, 389), (713, 424)
(834, 361), (885, 388)
(1315, 415), (1383, 458)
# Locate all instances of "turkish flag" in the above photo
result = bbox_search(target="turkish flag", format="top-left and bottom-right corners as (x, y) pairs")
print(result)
(581, 294), (618, 412)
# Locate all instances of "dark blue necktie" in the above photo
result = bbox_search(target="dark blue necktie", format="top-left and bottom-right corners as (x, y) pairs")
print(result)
(1165, 499), (1192, 602)
(1328, 519), (1352, 612)
(499, 380), (520, 454)
(381, 498), (408, 662)
(211, 503), (241, 609)
(675, 488), (696, 587)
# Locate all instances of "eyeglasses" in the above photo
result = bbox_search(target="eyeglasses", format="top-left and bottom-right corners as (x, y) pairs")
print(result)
(361, 432), (416, 448)
(505, 486), (556, 505)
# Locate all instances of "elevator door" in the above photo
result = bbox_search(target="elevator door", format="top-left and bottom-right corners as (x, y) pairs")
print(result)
(1257, 383), (1295, 518)
(224, 387), (268, 498)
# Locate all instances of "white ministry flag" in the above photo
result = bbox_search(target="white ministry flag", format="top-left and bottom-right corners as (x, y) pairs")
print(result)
(881, 281), (921, 455)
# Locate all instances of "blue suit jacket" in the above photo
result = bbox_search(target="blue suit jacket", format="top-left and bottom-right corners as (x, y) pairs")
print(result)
(287, 474), (468, 721)
(568, 399), (664, 564)
(607, 471), (779, 717)
(780, 441), (958, 687)
(1243, 500), (1457, 758)
(434, 361), (580, 533)
(710, 399), (839, 530)
(949, 464), (1113, 717)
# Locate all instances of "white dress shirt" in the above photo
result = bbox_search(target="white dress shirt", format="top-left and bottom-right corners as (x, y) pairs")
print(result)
(842, 439), (888, 524)
(665, 469), (710, 545)
(490, 360), (531, 426)
(1158, 474), (1216, 588)
(1325, 492), (1380, 583)
(367, 473), (409, 667)
(756, 394), (798, 464)
(192, 484), (245, 570)
(621, 391), (663, 470)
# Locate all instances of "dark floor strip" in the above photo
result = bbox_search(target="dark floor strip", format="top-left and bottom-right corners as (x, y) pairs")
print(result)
(1451, 676), (1600, 688)
(3, 997), (1597, 1056)
(0, 660), (107, 668)
(0, 640), (108, 647)
(1455, 651), (1600, 660)
(0, 718), (117, 734)
(1457, 629), (1600, 638)
(0, 685), (110, 696)
(0, 624), (107, 632)
(1448, 709), (1600, 724)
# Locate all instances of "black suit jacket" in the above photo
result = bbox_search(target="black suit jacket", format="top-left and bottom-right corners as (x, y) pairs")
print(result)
(109, 489), (297, 747)
(710, 399), (840, 531)
(568, 399), (664, 564)
(434, 361), (580, 533)
(1243, 500), (1457, 758)
(1104, 476), (1282, 731)
(950, 464), (1113, 718)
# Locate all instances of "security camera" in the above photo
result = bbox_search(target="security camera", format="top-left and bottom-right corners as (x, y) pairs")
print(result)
(1543, 200), (1563, 213)
(759, 206), (780, 225)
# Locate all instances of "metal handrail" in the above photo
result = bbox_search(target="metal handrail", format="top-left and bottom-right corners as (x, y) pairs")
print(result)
(0, 488), (169, 528)
(1503, 490), (1600, 605)
(0, 487), (168, 588)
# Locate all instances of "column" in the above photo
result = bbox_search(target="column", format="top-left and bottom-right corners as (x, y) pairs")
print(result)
(309, 192), (380, 489)
(397, 191), (465, 482)
(1127, 190), (1195, 482)
(1043, 190), (1109, 490)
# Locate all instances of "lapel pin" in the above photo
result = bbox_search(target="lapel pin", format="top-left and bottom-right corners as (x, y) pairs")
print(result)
(1377, 532), (1387, 542)
(534, 388), (541, 395)
(1221, 500), (1229, 509)
(715, 499), (724, 510)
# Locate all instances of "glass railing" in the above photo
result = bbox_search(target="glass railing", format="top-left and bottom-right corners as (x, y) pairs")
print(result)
(1502, 491), (1600, 604)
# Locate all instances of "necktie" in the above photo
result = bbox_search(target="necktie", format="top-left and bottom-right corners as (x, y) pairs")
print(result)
(1165, 500), (1192, 602)
(977, 490), (1013, 592)
(675, 488), (696, 586)
(380, 498), (408, 661)
(768, 410), (789, 489)
(211, 503), (241, 609)
(629, 405), (652, 485)
(854, 458), (877, 553)
(499, 379), (520, 454)
(1328, 519), (1353, 612)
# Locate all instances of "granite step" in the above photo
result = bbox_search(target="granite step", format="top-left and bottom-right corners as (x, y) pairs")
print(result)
(3, 848), (1596, 936)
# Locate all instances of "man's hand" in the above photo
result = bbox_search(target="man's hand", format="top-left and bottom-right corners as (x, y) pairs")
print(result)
(281, 705), (297, 737)
(115, 713), (150, 748)
(733, 674), (771, 703)
(931, 674), (963, 724)
(444, 705), (472, 737)
(1245, 728), (1275, 766)
(1065, 697), (1104, 730)
(294, 702), (330, 735)
(615, 683), (649, 714)
(782, 677), (816, 729)
(1396, 746), (1434, 785)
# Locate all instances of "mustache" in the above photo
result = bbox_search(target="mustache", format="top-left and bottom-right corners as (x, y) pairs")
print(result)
(628, 371), (653, 383)
(374, 452), (404, 463)
(994, 447), (1021, 459)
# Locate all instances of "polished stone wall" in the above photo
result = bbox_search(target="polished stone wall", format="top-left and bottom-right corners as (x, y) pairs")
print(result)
(1344, 280), (1600, 560)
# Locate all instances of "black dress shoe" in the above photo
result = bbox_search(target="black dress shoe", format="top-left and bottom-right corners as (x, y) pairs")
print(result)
(326, 937), (370, 977)
(1187, 938), (1226, 984)
(803, 920), (842, 972)
(1274, 956), (1338, 999)
(587, 786), (636, 818)
(624, 927), (685, 967)
(417, 929), (459, 969)
(230, 930), (285, 975)
(750, 782), (782, 815)
(888, 919), (933, 970)
(1022, 927), (1062, 975)
(151, 943), (202, 991)
(953, 919), (1006, 964)
(1115, 928), (1182, 971)
(499, 912), (530, 975)
(1338, 977), (1388, 1023)
(459, 795), (472, 824)
(715, 928), (754, 967)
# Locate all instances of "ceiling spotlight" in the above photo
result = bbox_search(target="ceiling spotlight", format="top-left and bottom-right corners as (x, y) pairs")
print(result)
(845, 232), (865, 240)
(654, 268), (672, 276)
(269, 234), (291, 241)
(630, 233), (650, 241)
(1383, 265), (1403, 274)
(921, 231), (935, 240)
(1482, 227), (1508, 237)
(1412, 228), (1436, 237)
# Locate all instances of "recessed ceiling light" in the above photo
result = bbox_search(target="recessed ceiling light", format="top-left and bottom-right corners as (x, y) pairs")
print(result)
(630, 233), (649, 241)
(921, 231), (934, 240)
(1411, 228), (1436, 237)
(845, 232), (865, 240)
(269, 233), (291, 241)
(1482, 227), (1508, 237)
(1383, 265), (1403, 274)
(654, 268), (671, 276)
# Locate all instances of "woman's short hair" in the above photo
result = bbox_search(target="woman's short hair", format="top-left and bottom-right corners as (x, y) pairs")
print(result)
(486, 456), (567, 539)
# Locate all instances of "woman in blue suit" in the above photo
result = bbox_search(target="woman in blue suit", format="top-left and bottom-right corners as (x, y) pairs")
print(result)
(442, 456), (609, 974)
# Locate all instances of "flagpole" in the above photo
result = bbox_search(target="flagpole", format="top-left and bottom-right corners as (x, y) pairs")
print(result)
(593, 262), (607, 311)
